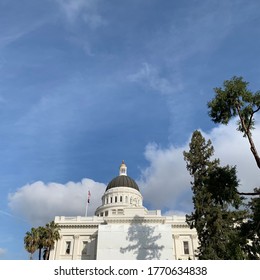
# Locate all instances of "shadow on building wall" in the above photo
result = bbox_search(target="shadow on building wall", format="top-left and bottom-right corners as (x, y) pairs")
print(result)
(81, 231), (98, 260)
(120, 215), (164, 259)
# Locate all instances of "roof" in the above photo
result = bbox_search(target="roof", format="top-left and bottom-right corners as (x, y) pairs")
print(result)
(106, 175), (140, 192)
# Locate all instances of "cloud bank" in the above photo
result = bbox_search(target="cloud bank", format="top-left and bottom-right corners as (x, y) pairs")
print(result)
(139, 120), (260, 212)
(138, 142), (192, 212)
(8, 179), (106, 226)
(8, 120), (260, 225)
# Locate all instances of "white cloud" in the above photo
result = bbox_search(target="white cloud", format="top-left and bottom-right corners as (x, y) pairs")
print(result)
(138, 120), (260, 212)
(8, 179), (106, 226)
(205, 120), (260, 193)
(56, 0), (106, 28)
(138, 142), (192, 212)
(138, 146), (191, 215)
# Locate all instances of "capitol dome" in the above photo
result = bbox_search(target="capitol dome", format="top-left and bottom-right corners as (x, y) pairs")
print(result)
(106, 175), (139, 191)
(95, 161), (144, 217)
(106, 160), (139, 191)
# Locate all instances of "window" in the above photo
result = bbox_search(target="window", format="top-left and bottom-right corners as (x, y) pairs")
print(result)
(183, 241), (189, 255)
(106, 198), (108, 204)
(120, 196), (123, 202)
(82, 241), (88, 255)
(65, 241), (71, 254)
(110, 197), (113, 203)
(105, 211), (108, 216)
(118, 209), (124, 215)
(115, 196), (117, 203)
(112, 210), (116, 215)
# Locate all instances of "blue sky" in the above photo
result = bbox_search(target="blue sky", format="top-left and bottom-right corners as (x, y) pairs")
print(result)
(0, 0), (260, 259)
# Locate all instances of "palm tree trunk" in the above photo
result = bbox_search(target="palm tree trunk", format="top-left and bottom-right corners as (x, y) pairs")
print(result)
(38, 247), (42, 260)
(45, 247), (50, 260)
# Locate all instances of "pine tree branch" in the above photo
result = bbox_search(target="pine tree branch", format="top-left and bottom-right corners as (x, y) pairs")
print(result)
(253, 106), (260, 114)
(247, 106), (260, 133)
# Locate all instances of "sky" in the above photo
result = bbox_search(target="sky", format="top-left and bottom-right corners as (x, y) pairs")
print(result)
(0, 0), (260, 260)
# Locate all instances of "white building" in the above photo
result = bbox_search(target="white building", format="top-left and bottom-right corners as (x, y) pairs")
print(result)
(49, 161), (198, 260)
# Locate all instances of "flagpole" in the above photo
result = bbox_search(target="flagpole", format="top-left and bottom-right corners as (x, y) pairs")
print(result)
(85, 200), (89, 217)
(85, 190), (91, 217)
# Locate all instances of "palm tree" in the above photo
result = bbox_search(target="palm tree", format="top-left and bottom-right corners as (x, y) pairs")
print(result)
(43, 221), (60, 260)
(36, 226), (46, 260)
(24, 227), (38, 260)
(24, 221), (61, 260)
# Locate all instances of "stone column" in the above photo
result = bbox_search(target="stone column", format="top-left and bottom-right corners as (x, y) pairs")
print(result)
(173, 234), (180, 260)
(72, 235), (80, 260)
(191, 234), (198, 260)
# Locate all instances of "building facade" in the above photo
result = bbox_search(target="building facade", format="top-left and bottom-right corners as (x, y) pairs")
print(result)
(49, 161), (198, 260)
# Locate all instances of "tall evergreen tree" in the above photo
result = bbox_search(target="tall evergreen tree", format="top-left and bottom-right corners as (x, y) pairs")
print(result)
(183, 130), (247, 259)
(207, 76), (260, 258)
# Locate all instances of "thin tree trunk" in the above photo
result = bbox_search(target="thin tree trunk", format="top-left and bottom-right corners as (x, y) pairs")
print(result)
(43, 248), (49, 260)
(38, 247), (42, 260)
(247, 135), (260, 168)
(45, 247), (50, 260)
(236, 104), (260, 169)
(237, 191), (260, 196)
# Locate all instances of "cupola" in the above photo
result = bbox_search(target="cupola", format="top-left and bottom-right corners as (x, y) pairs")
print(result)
(119, 160), (127, 176)
(106, 161), (139, 192)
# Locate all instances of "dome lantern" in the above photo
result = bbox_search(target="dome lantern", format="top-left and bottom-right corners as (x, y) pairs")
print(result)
(105, 161), (140, 192)
(119, 160), (127, 176)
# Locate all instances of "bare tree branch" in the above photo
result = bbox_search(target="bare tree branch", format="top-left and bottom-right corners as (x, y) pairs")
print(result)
(247, 106), (260, 133)
(237, 191), (260, 196)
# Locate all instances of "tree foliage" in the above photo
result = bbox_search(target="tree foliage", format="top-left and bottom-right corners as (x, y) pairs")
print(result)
(240, 188), (260, 259)
(208, 76), (260, 170)
(24, 227), (38, 260)
(43, 221), (60, 260)
(183, 76), (260, 259)
(24, 221), (60, 260)
(183, 130), (247, 259)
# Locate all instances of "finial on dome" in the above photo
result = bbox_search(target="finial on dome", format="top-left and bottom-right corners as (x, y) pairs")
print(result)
(119, 160), (127, 176)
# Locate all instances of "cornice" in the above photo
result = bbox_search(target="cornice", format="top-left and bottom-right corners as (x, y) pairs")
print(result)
(104, 217), (166, 224)
(171, 224), (190, 229)
(60, 224), (99, 229)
